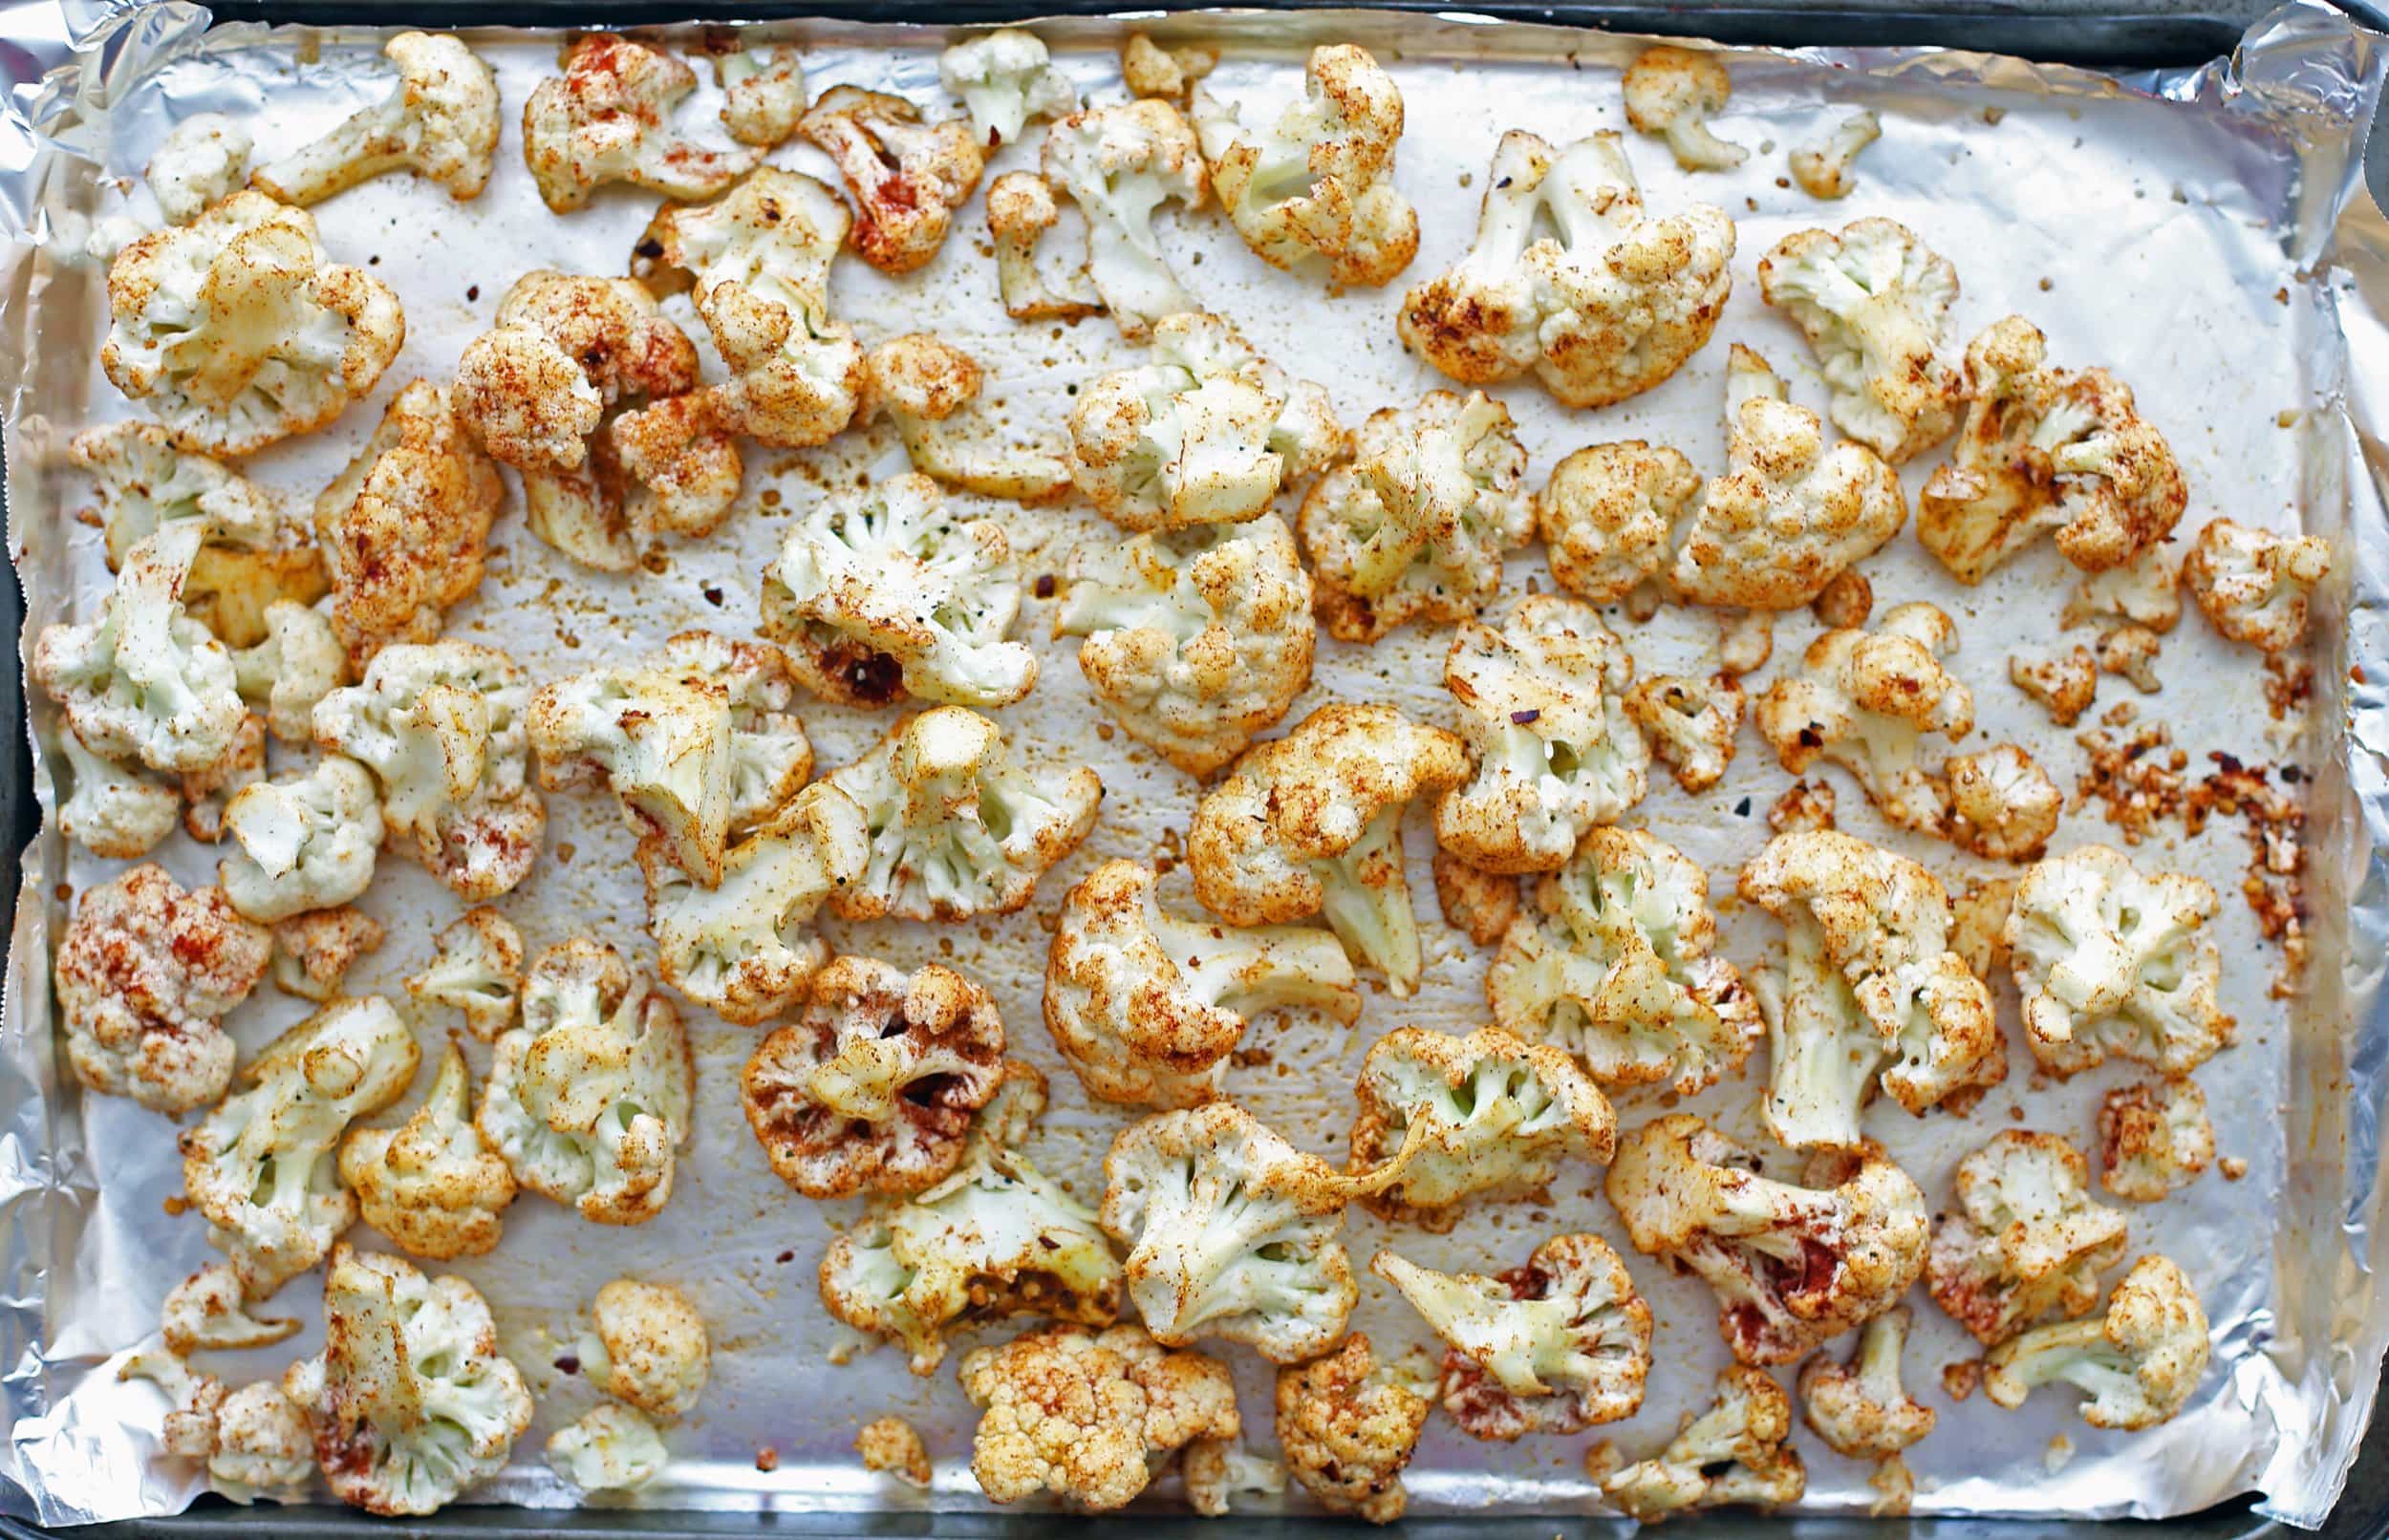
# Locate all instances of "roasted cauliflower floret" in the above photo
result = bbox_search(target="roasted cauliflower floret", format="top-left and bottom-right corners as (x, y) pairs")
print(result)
(2098, 1076), (2214, 1202)
(715, 46), (807, 147)
(524, 34), (760, 213)
(1374, 1233), (1652, 1439)
(1299, 388), (1534, 640)
(231, 601), (342, 746)
(1983, 1254), (2209, 1430)
(476, 940), (690, 1225)
(1536, 439), (1699, 605)
(151, 116), (254, 225)
(270, 908), (382, 1002)
(1925, 1130), (2128, 1346)
(339, 1044), (515, 1262)
(1790, 111), (1882, 200)
(985, 170), (1103, 320)
(179, 996), (420, 1295)
(1621, 46), (1748, 170)
(1606, 1114), (1929, 1365)
(1188, 703), (1466, 995)
(1274, 1335), (1430, 1524)
(939, 29), (1078, 147)
(1191, 44), (1419, 289)
(1603, 1367), (1805, 1522)
(251, 32), (499, 205)
(1434, 848), (1520, 945)
(857, 333), (1073, 503)
(52, 727), (179, 859)
(1488, 826), (1760, 1097)
(1045, 860), (1359, 1109)
(1041, 99), (1209, 339)
(2184, 517), (2332, 653)
(1754, 601), (1973, 832)
(1798, 1305), (1933, 1458)
(1946, 743), (2061, 862)
(405, 909), (523, 1041)
(855, 1416), (932, 1489)
(164, 1261), (299, 1353)
(958, 1322), (1238, 1512)
(124, 1352), (317, 1506)
(580, 1277), (710, 1420)
(798, 86), (984, 274)
(1757, 218), (1960, 463)
(178, 713), (268, 846)
(56, 864), (269, 1116)
(547, 1403), (667, 1492)
(2007, 845), (2232, 1076)
(1122, 34), (1216, 101)
(2011, 644), (2098, 727)
(217, 756), (384, 924)
(1625, 673), (1746, 794)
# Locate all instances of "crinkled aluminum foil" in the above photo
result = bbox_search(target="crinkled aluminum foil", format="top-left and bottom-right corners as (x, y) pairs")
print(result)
(2, 1), (2387, 1528)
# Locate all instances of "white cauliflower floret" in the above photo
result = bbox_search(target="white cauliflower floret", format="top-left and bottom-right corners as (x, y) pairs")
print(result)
(1100, 1102), (1365, 1363)
(2011, 644), (2098, 727)
(2065, 543), (2184, 631)
(2184, 517), (2332, 653)
(1041, 99), (1209, 339)
(741, 953), (1007, 1198)
(761, 474), (1034, 710)
(2006, 845), (2232, 1076)
(1274, 1335), (1431, 1524)
(548, 1403), (667, 1492)
(251, 33), (499, 205)
(122, 1347), (226, 1464)
(1374, 1233), (1651, 1440)
(164, 1261), (299, 1353)
(181, 710), (268, 845)
(1757, 218), (1959, 463)
(1487, 827), (1760, 1097)
(1754, 601), (1973, 832)
(798, 86), (985, 274)
(716, 46), (807, 147)
(2097, 624), (2163, 693)
(958, 1322), (1238, 1512)
(217, 756), (383, 923)
(53, 727), (179, 859)
(1180, 1436), (1281, 1514)
(179, 996), (420, 1295)
(1045, 860), (1359, 1110)
(151, 116), (254, 225)
(1983, 1254), (2209, 1430)
(1606, 1113), (1929, 1365)
(1299, 389), (1534, 640)
(1625, 674), (1746, 794)
(1067, 310), (1344, 531)
(476, 939), (691, 1225)
(1399, 130), (1734, 408)
(2098, 1076), (2215, 1202)
(1191, 44), (1419, 289)
(233, 601), (343, 745)
(1603, 1367), (1806, 1522)
(124, 1352), (317, 1505)
(270, 908), (382, 1001)
(56, 865), (269, 1116)
(405, 909), (523, 1042)
(1925, 1130), (2128, 1346)
(1054, 515), (1316, 776)
(1790, 111), (1882, 200)
(1435, 596), (1651, 874)
(1946, 744), (2061, 862)
(823, 708), (1102, 923)
(312, 639), (545, 902)
(1188, 703), (1467, 995)
(859, 333), (1073, 503)
(283, 1245), (533, 1515)
(524, 34), (760, 213)
(1348, 1026), (1616, 1230)
(940, 30), (1078, 147)
(1621, 47), (1748, 170)
(1536, 440), (1699, 604)
(1798, 1306), (1934, 1458)
(985, 171), (1103, 321)
(580, 1277), (711, 1420)
(1122, 34), (1217, 101)
(1919, 316), (2186, 580)
(338, 1043), (516, 1261)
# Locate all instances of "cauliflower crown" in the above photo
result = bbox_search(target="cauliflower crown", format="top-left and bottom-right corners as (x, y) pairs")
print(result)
(1753, 600), (1972, 832)
(2006, 844), (2231, 1077)
(1983, 1253), (2209, 1430)
(218, 755), (384, 923)
(1756, 217), (1960, 463)
(1274, 1335), (1431, 1524)
(339, 1043), (516, 1262)
(1926, 1129), (2128, 1346)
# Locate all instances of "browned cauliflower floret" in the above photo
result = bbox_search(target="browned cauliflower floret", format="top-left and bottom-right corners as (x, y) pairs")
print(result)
(1622, 46), (1747, 168)
(1798, 1305), (1933, 1458)
(405, 909), (522, 1041)
(2098, 1076), (2215, 1202)
(1625, 673), (1746, 793)
(1537, 439), (1699, 605)
(1754, 601), (1973, 833)
(338, 1043), (516, 1261)
(2011, 644), (2098, 727)
(2065, 543), (2184, 632)
(270, 908), (383, 1001)
(1122, 34), (1216, 101)
(1041, 99), (1210, 340)
(581, 1277), (711, 1421)
(2006, 845), (2232, 1077)
(1433, 849), (1519, 945)
(1790, 111), (1883, 200)
(958, 1322), (1238, 1512)
(861, 334), (1073, 503)
(1983, 1254), (2209, 1430)
(163, 1261), (299, 1354)
(1947, 743), (2061, 862)
(2184, 517), (2332, 653)
(798, 86), (985, 275)
(1951, 876), (2018, 983)
(1926, 1130), (2128, 1346)
(524, 34), (760, 213)
(716, 46), (807, 147)
(985, 171), (1103, 321)
(2097, 624), (2163, 692)
(1603, 1367), (1805, 1521)
(742, 954), (1006, 1199)
(1757, 218), (1959, 464)
(856, 1416), (932, 1488)
(1274, 1335), (1430, 1524)
(250, 32), (500, 206)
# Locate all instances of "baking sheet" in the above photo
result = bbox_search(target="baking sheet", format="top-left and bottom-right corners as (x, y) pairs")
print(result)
(1, 1), (2386, 1527)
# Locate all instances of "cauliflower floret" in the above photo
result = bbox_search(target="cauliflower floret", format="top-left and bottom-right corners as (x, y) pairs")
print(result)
(984, 170), (1103, 320)
(1067, 310), (1344, 532)
(548, 1403), (667, 1492)
(1952, 876), (2017, 983)
(251, 33), (499, 205)
(1947, 744), (2061, 862)
(1348, 1027), (1616, 1230)
(1400, 130), (1734, 408)
(1122, 34), (1217, 102)
(1435, 596), (1651, 873)
(741, 953), (1006, 1198)
(712, 44), (807, 145)
(856, 1416), (933, 1488)
(174, 711), (267, 843)
(56, 865), (269, 1115)
(211, 1381), (316, 1503)
(164, 1262), (299, 1353)
(231, 601), (342, 746)
(2011, 644), (2098, 727)
(1790, 111), (1882, 200)
(1101, 1102), (1364, 1362)
(857, 333), (1072, 503)
(797, 86), (984, 274)
(217, 757), (383, 924)
(123, 1347), (226, 1463)
(1919, 316), (2186, 581)
(53, 727), (179, 858)
(1488, 826), (1760, 1096)
(1603, 1367), (1805, 1521)
(270, 907), (384, 1002)
(151, 116), (254, 225)
(524, 34), (761, 213)
(1925, 1130), (2128, 1346)
(405, 909), (523, 1041)
(1757, 219), (1959, 463)
(476, 940), (691, 1226)
(940, 30), (1078, 147)
(312, 639), (546, 902)
(2098, 1076), (2214, 1202)
(1375, 1233), (1651, 1440)
(1605, 1114), (1929, 1365)
(1274, 1335), (1430, 1524)
(1536, 440), (1699, 605)
(283, 1245), (533, 1516)
(1055, 515), (1316, 777)
(2184, 517), (2332, 653)
(1299, 389), (1534, 640)
(2066, 543), (2184, 631)
(338, 1043), (515, 1262)
(531, 631), (812, 888)
(1434, 848), (1519, 945)
(1983, 1254), (2209, 1430)
(2097, 624), (2163, 693)
(1799, 1306), (1934, 1458)
(579, 1277), (710, 1420)
(1041, 99), (1209, 339)
(1191, 44), (1419, 289)
(179, 996), (420, 1295)
(959, 1322), (1238, 1512)
(100, 191), (404, 455)
(1188, 703), (1466, 995)
(1046, 860), (1358, 1109)
(1754, 601), (1973, 832)
(2006, 845), (2232, 1076)
(1625, 674), (1745, 794)
(1621, 47), (1748, 170)
(823, 707), (1102, 923)
(1180, 1435), (1281, 1514)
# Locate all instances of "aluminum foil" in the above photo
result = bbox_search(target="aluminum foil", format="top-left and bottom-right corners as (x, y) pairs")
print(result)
(1, 1), (2386, 1528)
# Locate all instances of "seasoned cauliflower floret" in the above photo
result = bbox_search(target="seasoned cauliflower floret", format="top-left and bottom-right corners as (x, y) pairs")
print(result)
(1625, 673), (1746, 794)
(151, 116), (254, 225)
(2184, 517), (2332, 653)
(124, 1352), (317, 1506)
(856, 1416), (933, 1488)
(232, 601), (343, 746)
(1946, 743), (2061, 862)
(53, 728), (179, 859)
(1536, 439), (1698, 605)
(2011, 644), (2098, 727)
(715, 46), (807, 147)
(251, 33), (500, 205)
(269, 908), (383, 1002)
(56, 864), (269, 1116)
(580, 1277), (711, 1421)
(164, 1261), (299, 1353)
(1757, 218), (1960, 463)
(1122, 34), (1217, 101)
(217, 756), (383, 924)
(2099, 1076), (2215, 1201)
(1754, 601), (1973, 832)
(985, 170), (1104, 321)
(1374, 1233), (1652, 1439)
(1191, 45), (1419, 289)
(524, 34), (760, 213)
(1275, 1335), (1430, 1524)
(1925, 1130), (2128, 1346)
(176, 712), (268, 843)
(405, 909), (523, 1041)
(548, 1403), (668, 1492)
(1603, 1367), (1806, 1522)
(1798, 1306), (1933, 1458)
(1621, 46), (1748, 170)
(2007, 845), (2232, 1076)
(939, 29), (1077, 147)
(858, 333), (1073, 503)
(339, 1043), (516, 1261)
(1041, 98), (1209, 338)
(1434, 848), (1520, 945)
(1983, 1254), (2209, 1430)
(2066, 543), (2184, 631)
(798, 86), (985, 274)
(1790, 111), (1882, 200)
